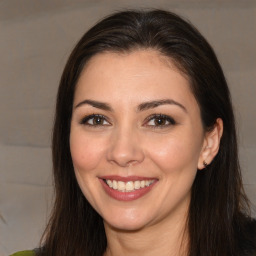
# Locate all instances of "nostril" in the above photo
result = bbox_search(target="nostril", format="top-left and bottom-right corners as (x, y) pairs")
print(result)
(106, 131), (145, 166)
(107, 145), (145, 167)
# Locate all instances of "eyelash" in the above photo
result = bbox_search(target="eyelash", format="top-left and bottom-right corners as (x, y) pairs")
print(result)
(79, 114), (176, 128)
(80, 114), (110, 126)
(144, 114), (176, 128)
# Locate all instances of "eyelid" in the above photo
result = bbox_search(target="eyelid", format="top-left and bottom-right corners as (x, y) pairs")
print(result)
(144, 114), (176, 127)
(79, 113), (176, 128)
(80, 114), (111, 126)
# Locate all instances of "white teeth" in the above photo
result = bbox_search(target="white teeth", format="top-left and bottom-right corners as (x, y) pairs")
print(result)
(113, 180), (118, 190)
(134, 181), (140, 190)
(117, 181), (125, 191)
(126, 181), (134, 191)
(106, 180), (113, 188)
(105, 179), (155, 192)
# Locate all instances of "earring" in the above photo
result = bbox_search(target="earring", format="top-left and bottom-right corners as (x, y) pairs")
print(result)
(203, 161), (208, 168)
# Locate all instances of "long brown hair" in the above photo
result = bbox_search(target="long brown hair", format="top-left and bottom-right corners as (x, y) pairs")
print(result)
(39, 9), (252, 256)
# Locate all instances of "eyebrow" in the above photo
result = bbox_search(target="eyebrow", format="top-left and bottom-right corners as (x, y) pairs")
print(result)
(75, 99), (113, 111)
(74, 98), (187, 113)
(137, 99), (187, 113)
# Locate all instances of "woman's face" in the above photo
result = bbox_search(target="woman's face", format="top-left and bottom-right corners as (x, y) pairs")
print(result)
(70, 49), (207, 231)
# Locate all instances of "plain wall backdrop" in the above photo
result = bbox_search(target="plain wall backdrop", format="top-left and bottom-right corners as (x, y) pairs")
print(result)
(0, 0), (255, 255)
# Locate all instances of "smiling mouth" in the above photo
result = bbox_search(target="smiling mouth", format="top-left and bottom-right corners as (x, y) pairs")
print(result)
(100, 176), (158, 201)
(103, 179), (156, 192)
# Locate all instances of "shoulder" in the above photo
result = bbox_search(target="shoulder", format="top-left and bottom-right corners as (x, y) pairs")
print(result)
(10, 250), (35, 256)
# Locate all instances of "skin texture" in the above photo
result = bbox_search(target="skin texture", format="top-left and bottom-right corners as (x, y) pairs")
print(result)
(70, 49), (223, 256)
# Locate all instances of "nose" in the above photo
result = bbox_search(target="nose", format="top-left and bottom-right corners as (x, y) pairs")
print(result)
(107, 128), (145, 167)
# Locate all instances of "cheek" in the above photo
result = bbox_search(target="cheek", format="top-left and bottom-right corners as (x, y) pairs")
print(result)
(145, 132), (203, 174)
(69, 131), (106, 171)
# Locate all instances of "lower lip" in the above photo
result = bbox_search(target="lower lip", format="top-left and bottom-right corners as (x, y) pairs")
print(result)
(99, 179), (158, 201)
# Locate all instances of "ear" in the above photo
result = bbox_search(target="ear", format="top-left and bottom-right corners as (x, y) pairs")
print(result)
(197, 118), (223, 170)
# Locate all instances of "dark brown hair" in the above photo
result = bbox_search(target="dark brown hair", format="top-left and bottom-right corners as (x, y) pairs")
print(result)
(39, 9), (253, 256)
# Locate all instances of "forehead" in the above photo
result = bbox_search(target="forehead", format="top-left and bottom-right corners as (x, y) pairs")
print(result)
(74, 49), (197, 111)
(82, 49), (183, 80)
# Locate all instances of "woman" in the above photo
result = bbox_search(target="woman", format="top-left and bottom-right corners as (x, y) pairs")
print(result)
(12, 9), (256, 256)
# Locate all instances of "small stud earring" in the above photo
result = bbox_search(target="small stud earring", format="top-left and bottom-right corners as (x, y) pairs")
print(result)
(203, 161), (208, 168)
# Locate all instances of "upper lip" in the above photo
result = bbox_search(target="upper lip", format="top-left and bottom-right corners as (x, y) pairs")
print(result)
(99, 175), (158, 182)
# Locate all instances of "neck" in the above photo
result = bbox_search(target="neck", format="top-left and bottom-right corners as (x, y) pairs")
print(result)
(103, 210), (189, 256)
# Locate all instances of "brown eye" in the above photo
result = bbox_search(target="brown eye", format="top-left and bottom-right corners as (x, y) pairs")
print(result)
(146, 114), (176, 127)
(93, 116), (104, 125)
(154, 117), (168, 126)
(80, 114), (110, 126)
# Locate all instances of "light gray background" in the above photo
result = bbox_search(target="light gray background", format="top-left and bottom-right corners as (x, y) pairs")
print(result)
(0, 0), (255, 255)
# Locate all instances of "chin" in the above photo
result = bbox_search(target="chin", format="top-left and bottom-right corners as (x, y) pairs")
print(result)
(104, 218), (148, 232)
(102, 208), (154, 232)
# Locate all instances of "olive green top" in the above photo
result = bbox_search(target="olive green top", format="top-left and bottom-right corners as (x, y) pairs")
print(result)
(10, 250), (35, 256)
